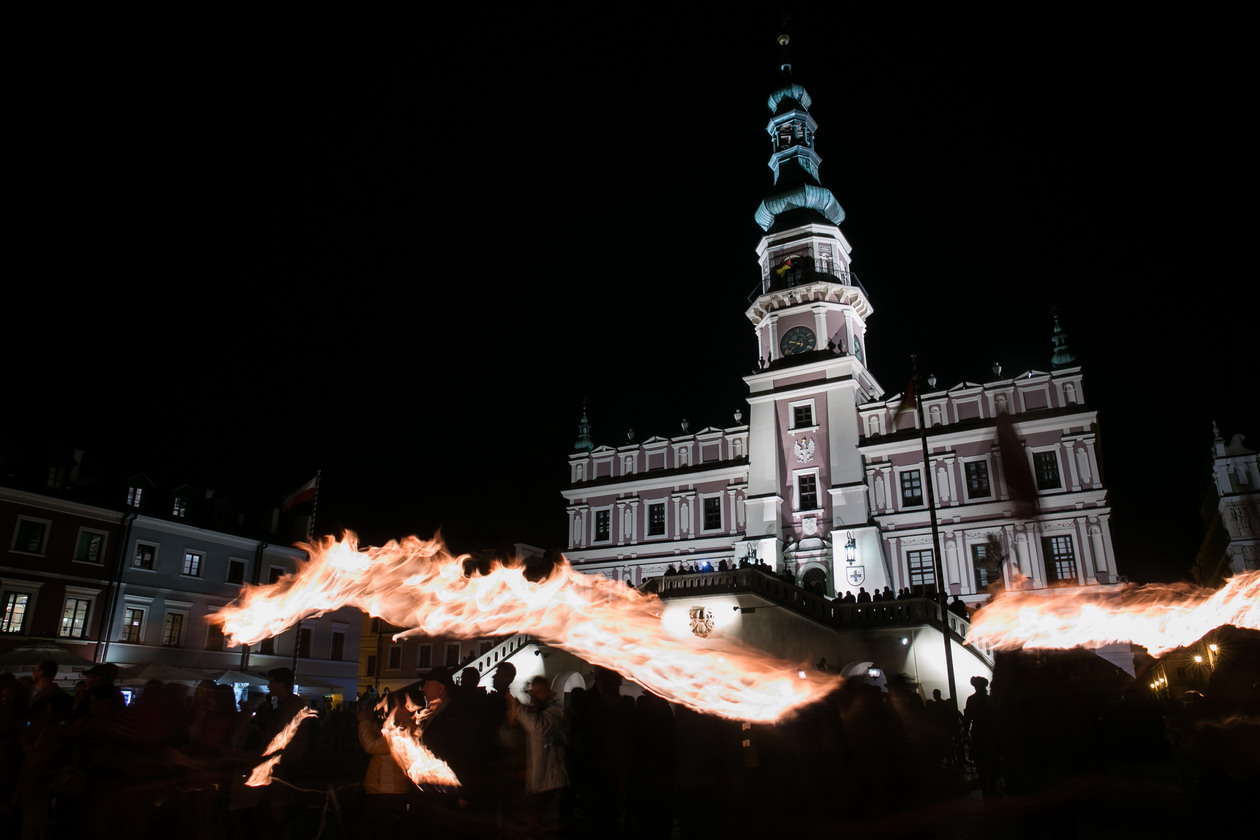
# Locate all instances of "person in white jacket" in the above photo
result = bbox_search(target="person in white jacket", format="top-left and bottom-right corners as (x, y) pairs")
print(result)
(508, 676), (570, 836)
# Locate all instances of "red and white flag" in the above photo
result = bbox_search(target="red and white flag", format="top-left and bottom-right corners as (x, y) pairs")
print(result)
(281, 475), (320, 511)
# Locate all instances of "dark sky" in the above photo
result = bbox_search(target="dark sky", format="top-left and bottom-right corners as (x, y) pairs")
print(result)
(8, 7), (1255, 579)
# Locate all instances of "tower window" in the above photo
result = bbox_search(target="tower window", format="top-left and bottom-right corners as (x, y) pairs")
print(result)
(594, 510), (610, 542)
(901, 470), (924, 507)
(172, 496), (188, 518)
(792, 404), (814, 428)
(798, 475), (819, 511)
(647, 503), (666, 536)
(127, 486), (144, 508)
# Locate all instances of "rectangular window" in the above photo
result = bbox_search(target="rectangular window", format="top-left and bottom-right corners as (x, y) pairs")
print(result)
(127, 486), (144, 508)
(965, 461), (991, 499)
(703, 497), (722, 530)
(418, 645), (432, 668)
(260, 636), (275, 656)
(297, 627), (312, 659)
(162, 613), (184, 647)
(907, 550), (936, 588)
(205, 623), (225, 651)
(971, 543), (998, 589)
(60, 598), (91, 638)
(647, 503), (665, 536)
(133, 543), (157, 570)
(13, 518), (49, 555)
(268, 566), (285, 584)
(172, 497), (188, 518)
(331, 632), (345, 661)
(1, 593), (31, 633)
(388, 644), (401, 670)
(182, 551), (203, 577)
(122, 607), (144, 643)
(227, 559), (246, 585)
(594, 510), (610, 542)
(798, 474), (819, 511)
(1034, 451), (1062, 490)
(792, 404), (814, 428)
(1043, 535), (1077, 582)
(445, 643), (460, 667)
(75, 530), (107, 564)
(901, 470), (924, 506)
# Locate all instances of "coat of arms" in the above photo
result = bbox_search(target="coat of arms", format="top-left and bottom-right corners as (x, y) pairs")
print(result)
(845, 565), (866, 587)
(688, 606), (716, 638)
(794, 436), (816, 463)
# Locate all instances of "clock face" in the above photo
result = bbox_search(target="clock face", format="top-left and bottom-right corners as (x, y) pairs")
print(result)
(780, 326), (816, 356)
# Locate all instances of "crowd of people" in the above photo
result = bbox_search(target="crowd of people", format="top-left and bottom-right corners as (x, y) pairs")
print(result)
(2, 645), (1255, 839)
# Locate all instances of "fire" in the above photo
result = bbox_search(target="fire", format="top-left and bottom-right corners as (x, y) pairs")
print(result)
(381, 705), (462, 788)
(212, 532), (840, 723)
(966, 570), (1260, 657)
(245, 706), (318, 787)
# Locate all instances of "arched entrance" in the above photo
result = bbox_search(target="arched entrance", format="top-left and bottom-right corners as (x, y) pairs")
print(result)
(801, 566), (828, 596)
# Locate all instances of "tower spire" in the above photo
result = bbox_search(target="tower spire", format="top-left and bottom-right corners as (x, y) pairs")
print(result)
(573, 400), (594, 452)
(1050, 309), (1077, 368)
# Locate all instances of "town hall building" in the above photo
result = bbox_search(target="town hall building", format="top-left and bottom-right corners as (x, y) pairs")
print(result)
(560, 62), (1117, 607)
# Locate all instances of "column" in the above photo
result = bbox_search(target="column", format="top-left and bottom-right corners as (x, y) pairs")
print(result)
(1080, 437), (1098, 488)
(630, 500), (640, 543)
(725, 488), (737, 534)
(1089, 517), (1109, 582)
(615, 502), (626, 546)
(736, 491), (746, 529)
(887, 536), (901, 590)
(881, 465), (895, 510)
(1014, 526), (1032, 582)
(1061, 441), (1081, 491)
(944, 456), (959, 507)
(1002, 524), (1017, 587)
(945, 532), (961, 592)
(672, 497), (681, 539)
(812, 305), (828, 350)
(767, 315), (780, 359)
(1076, 516), (1098, 582)
(990, 446), (1006, 500)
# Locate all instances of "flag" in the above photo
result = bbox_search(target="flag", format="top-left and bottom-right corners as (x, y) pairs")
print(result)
(892, 372), (917, 426)
(282, 475), (320, 512)
(773, 257), (796, 277)
(995, 411), (1038, 519)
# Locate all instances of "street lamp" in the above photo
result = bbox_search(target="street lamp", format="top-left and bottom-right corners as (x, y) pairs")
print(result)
(844, 533), (857, 564)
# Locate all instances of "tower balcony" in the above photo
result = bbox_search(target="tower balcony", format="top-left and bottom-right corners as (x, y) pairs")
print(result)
(746, 260), (868, 306)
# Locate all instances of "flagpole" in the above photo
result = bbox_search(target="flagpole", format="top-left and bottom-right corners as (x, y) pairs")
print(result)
(293, 468), (322, 686)
(911, 355), (959, 709)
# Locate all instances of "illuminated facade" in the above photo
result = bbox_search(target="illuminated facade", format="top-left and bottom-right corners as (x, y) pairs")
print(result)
(561, 67), (1118, 606)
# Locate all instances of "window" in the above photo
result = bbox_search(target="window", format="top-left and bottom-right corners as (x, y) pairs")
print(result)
(162, 613), (184, 647)
(1043, 536), (1077, 582)
(965, 461), (992, 499)
(12, 517), (49, 555)
(901, 470), (924, 506)
(127, 486), (144, 508)
(907, 550), (936, 588)
(1, 593), (30, 633)
(74, 530), (107, 564)
(172, 496), (188, 518)
(445, 643), (460, 667)
(122, 607), (144, 643)
(703, 497), (722, 531)
(418, 645), (432, 668)
(227, 559), (246, 585)
(268, 566), (285, 584)
(647, 503), (665, 536)
(297, 627), (312, 659)
(260, 636), (274, 655)
(133, 543), (157, 570)
(182, 551), (203, 577)
(792, 403), (814, 428)
(1034, 451), (1061, 490)
(60, 598), (91, 638)
(331, 631), (345, 661)
(798, 474), (819, 510)
(594, 510), (610, 542)
(971, 543), (998, 589)
(205, 623), (225, 651)
(387, 645), (401, 669)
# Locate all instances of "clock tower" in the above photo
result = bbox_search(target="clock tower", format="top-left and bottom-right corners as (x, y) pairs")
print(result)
(739, 44), (889, 597)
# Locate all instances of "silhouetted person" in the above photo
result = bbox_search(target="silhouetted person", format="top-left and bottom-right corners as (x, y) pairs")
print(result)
(963, 676), (998, 796)
(872, 588), (884, 602)
(883, 586), (894, 600)
(948, 595), (968, 619)
(857, 587), (871, 604)
(509, 675), (570, 837)
(357, 694), (414, 836)
(718, 559), (729, 572)
(486, 663), (526, 830)
(18, 660), (71, 840)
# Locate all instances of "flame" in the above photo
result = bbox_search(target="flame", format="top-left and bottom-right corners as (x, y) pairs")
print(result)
(212, 532), (840, 722)
(966, 570), (1260, 657)
(245, 706), (318, 786)
(381, 705), (462, 788)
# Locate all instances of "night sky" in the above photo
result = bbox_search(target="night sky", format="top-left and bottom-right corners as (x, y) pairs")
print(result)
(8, 8), (1255, 580)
